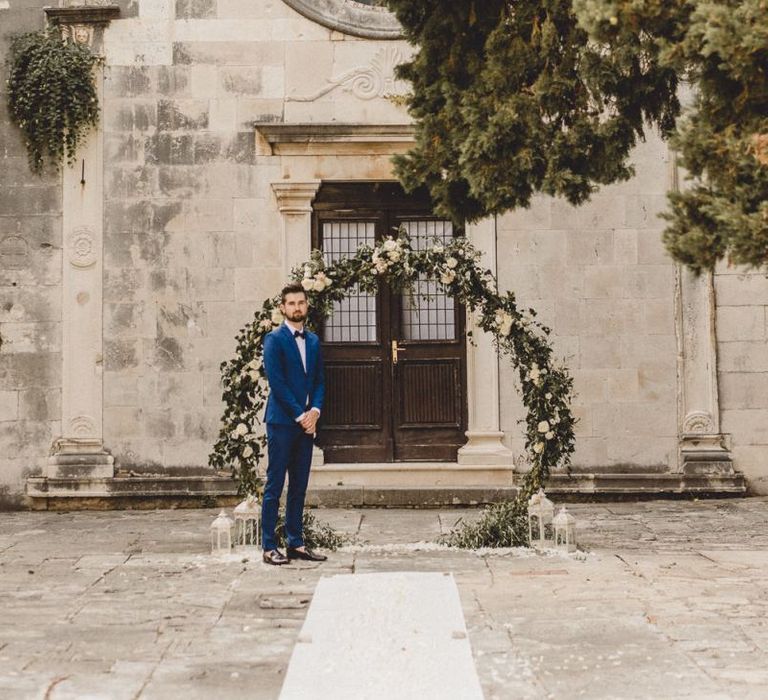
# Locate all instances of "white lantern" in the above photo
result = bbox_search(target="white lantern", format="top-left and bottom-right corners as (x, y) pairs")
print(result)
(210, 510), (234, 554)
(233, 494), (261, 549)
(553, 506), (577, 553)
(527, 488), (555, 547)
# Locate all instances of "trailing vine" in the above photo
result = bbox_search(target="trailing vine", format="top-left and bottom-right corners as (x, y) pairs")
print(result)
(209, 233), (576, 547)
(6, 29), (100, 174)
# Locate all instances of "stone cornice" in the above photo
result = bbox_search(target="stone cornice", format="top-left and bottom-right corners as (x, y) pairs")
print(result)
(255, 123), (414, 156)
(44, 5), (121, 25)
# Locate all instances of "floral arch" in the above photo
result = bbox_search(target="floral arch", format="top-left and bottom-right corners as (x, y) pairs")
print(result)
(209, 233), (576, 546)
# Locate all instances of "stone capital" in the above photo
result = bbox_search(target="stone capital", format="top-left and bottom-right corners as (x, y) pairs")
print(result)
(272, 181), (321, 214)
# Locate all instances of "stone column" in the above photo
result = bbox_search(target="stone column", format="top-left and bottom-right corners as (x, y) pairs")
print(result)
(271, 180), (324, 465)
(457, 217), (515, 466)
(672, 152), (734, 475)
(45, 8), (120, 479)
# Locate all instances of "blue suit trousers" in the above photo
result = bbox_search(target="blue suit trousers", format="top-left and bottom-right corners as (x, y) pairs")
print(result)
(262, 422), (314, 551)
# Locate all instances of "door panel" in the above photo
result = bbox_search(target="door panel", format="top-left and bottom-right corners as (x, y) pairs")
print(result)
(313, 182), (467, 463)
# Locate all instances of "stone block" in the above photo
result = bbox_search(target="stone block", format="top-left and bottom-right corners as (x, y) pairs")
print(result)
(141, 0), (174, 19)
(104, 134), (145, 165)
(164, 199), (233, 232)
(625, 265), (676, 299)
(162, 438), (210, 465)
(193, 134), (223, 163)
(157, 99), (209, 131)
(156, 300), (208, 338)
(19, 387), (60, 421)
(285, 41), (334, 97)
(619, 334), (677, 369)
(607, 436), (676, 467)
(155, 65), (192, 96)
(143, 408), (177, 439)
(583, 266), (625, 299)
(613, 229), (638, 265)
(104, 100), (157, 132)
(105, 302), (155, 339)
(552, 195), (627, 230)
(104, 406), (143, 439)
(107, 166), (159, 200)
(175, 0), (217, 20)
(0, 390), (18, 421)
(158, 165), (206, 197)
(571, 369), (608, 404)
(234, 266), (283, 302)
(625, 195), (668, 228)
(730, 445), (768, 494)
(0, 322), (60, 354)
(636, 364), (676, 403)
(202, 231), (239, 268)
(104, 372), (141, 407)
(565, 229), (614, 266)
(0, 186), (61, 216)
(190, 64), (219, 97)
(202, 371), (225, 407)
(496, 229), (568, 266)
(637, 229), (671, 264)
(225, 132), (256, 164)
(579, 335), (622, 369)
(604, 369), (642, 402)
(721, 409), (768, 445)
(570, 436), (608, 466)
(186, 267), (235, 301)
(0, 352), (61, 390)
(181, 409), (219, 441)
(104, 339), (141, 371)
(208, 98), (237, 131)
(719, 372), (768, 410)
(718, 341), (768, 373)
(104, 268), (146, 303)
(145, 133), (195, 165)
(716, 306), (766, 341)
(643, 298), (675, 335)
(144, 335), (187, 371)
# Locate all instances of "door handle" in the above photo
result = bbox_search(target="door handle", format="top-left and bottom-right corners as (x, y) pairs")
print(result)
(391, 340), (405, 364)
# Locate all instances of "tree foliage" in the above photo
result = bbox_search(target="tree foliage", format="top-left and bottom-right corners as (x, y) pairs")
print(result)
(386, 0), (768, 272)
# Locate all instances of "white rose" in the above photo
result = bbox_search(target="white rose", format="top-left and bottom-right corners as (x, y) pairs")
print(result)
(313, 279), (326, 292)
(499, 320), (513, 336)
(533, 442), (544, 454)
(440, 270), (456, 284)
(432, 244), (444, 254)
(384, 238), (398, 251)
(537, 420), (550, 433)
(248, 370), (260, 382)
(247, 358), (261, 370)
(389, 250), (401, 262)
(259, 319), (272, 331)
(530, 368), (541, 380)
(446, 257), (458, 269)
(545, 431), (554, 440)
(301, 278), (314, 291)
(271, 309), (283, 324)
(375, 260), (388, 274)
(235, 423), (248, 436)
(545, 392), (552, 400)
(242, 445), (253, 458)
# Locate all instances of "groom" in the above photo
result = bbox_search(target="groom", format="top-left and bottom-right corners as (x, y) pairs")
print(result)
(261, 283), (327, 565)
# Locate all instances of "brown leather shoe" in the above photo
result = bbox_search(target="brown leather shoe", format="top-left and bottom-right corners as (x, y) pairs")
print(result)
(287, 546), (327, 562)
(263, 549), (289, 565)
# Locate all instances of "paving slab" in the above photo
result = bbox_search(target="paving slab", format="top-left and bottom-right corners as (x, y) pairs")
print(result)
(1, 498), (768, 698)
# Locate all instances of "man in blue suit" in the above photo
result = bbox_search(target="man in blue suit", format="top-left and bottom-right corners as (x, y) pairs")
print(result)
(261, 283), (327, 565)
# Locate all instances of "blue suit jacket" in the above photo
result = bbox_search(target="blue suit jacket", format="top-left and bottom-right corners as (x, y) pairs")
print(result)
(263, 323), (325, 425)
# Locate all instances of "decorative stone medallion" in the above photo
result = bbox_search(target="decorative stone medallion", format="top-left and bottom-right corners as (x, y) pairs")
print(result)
(682, 410), (716, 435)
(69, 415), (97, 436)
(281, 0), (402, 39)
(68, 226), (97, 268)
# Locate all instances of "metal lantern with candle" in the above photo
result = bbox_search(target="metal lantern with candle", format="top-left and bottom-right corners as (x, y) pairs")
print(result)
(233, 494), (261, 549)
(553, 506), (578, 553)
(210, 510), (234, 554)
(527, 487), (555, 547)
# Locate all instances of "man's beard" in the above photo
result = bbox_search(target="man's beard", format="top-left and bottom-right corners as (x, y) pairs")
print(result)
(288, 310), (307, 323)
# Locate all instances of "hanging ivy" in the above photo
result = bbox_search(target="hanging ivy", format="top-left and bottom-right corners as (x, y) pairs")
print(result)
(6, 29), (100, 175)
(209, 232), (577, 548)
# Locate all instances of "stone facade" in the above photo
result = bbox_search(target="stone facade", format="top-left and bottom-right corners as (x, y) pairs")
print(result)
(0, 0), (762, 507)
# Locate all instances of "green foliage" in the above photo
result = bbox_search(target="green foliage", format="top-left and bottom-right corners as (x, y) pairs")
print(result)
(276, 509), (350, 551)
(209, 232), (577, 547)
(440, 499), (529, 549)
(385, 0), (768, 271)
(6, 29), (100, 175)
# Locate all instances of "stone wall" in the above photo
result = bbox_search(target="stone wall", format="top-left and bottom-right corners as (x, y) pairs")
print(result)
(497, 133), (680, 471)
(0, 0), (62, 508)
(715, 265), (768, 493)
(100, 0), (409, 474)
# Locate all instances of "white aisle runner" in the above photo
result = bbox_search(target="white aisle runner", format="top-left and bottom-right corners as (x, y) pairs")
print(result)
(279, 572), (484, 700)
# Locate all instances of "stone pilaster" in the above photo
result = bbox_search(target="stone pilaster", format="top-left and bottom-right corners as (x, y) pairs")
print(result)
(271, 180), (324, 466)
(45, 7), (119, 479)
(457, 217), (515, 466)
(672, 151), (734, 475)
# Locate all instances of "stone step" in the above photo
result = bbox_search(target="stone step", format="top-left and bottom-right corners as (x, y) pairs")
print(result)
(25, 469), (747, 510)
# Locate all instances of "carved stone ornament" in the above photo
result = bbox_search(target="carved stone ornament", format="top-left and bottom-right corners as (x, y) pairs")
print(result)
(68, 226), (97, 268)
(682, 410), (716, 435)
(289, 46), (408, 103)
(281, 0), (402, 39)
(69, 415), (97, 436)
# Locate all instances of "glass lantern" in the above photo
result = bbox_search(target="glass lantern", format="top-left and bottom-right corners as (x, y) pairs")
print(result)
(234, 494), (261, 549)
(553, 506), (577, 553)
(527, 488), (555, 547)
(210, 510), (234, 554)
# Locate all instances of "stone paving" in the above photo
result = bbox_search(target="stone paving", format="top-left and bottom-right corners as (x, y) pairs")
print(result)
(1, 498), (768, 699)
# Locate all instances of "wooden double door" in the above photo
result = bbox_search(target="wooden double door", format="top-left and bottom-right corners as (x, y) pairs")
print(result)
(313, 182), (468, 463)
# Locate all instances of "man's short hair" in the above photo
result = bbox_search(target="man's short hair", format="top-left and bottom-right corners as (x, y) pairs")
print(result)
(281, 283), (307, 303)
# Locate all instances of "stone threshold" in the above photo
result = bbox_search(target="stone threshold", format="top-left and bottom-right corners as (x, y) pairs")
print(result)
(25, 468), (746, 510)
